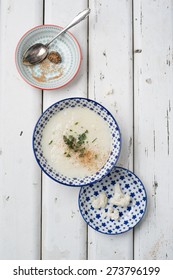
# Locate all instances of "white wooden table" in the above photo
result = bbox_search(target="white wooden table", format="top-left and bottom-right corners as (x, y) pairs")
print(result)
(0, 0), (173, 260)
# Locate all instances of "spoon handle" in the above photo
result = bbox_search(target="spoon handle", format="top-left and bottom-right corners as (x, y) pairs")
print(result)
(46, 8), (90, 47)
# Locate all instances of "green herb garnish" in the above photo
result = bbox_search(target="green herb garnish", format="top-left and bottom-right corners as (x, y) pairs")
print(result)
(49, 140), (53, 145)
(92, 138), (97, 143)
(75, 122), (79, 125)
(63, 135), (76, 149)
(78, 133), (86, 144)
(63, 129), (89, 156)
(66, 153), (71, 158)
(79, 147), (86, 157)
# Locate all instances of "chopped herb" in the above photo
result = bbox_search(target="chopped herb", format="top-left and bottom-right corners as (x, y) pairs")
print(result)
(75, 122), (79, 125)
(63, 135), (76, 149)
(63, 129), (89, 156)
(70, 129), (73, 132)
(49, 140), (53, 145)
(78, 133), (86, 144)
(66, 153), (71, 158)
(95, 154), (98, 159)
(79, 153), (84, 158)
(92, 138), (97, 143)
(78, 130), (88, 144)
(79, 147), (86, 157)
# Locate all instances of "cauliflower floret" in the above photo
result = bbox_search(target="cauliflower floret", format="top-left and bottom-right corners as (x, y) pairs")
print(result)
(104, 207), (119, 221)
(92, 192), (108, 209)
(110, 183), (131, 207)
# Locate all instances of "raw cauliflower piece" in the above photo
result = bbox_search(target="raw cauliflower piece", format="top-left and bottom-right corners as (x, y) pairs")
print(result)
(110, 183), (131, 207)
(104, 207), (119, 221)
(92, 192), (108, 209)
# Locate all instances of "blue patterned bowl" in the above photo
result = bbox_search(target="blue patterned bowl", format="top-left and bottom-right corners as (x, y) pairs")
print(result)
(15, 25), (82, 90)
(33, 98), (121, 186)
(79, 167), (147, 234)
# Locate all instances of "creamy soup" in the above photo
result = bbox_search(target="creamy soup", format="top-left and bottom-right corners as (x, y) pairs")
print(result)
(41, 107), (112, 178)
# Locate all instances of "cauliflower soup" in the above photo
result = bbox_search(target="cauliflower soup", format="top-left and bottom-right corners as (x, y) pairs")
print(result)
(41, 106), (112, 178)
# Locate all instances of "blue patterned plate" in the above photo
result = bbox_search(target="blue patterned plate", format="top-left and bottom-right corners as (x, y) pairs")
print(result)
(15, 25), (82, 90)
(33, 98), (121, 186)
(79, 167), (147, 234)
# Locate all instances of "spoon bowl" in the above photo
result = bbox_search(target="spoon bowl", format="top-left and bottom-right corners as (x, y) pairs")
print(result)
(23, 43), (48, 65)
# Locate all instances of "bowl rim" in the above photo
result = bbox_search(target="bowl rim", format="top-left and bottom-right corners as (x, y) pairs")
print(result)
(78, 166), (147, 235)
(32, 97), (122, 187)
(15, 24), (82, 90)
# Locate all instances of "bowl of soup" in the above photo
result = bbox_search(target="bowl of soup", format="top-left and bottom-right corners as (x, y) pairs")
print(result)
(33, 98), (121, 186)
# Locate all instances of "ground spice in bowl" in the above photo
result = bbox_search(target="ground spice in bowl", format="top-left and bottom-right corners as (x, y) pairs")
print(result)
(31, 58), (63, 83)
(47, 51), (62, 64)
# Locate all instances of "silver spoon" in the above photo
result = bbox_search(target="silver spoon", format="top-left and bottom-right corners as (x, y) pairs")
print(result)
(23, 8), (90, 65)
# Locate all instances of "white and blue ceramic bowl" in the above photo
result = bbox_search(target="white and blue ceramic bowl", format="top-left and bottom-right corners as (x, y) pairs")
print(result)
(33, 98), (121, 186)
(79, 166), (147, 234)
(15, 25), (82, 90)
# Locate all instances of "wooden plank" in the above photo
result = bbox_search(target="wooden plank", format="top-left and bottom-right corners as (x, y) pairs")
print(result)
(134, 0), (173, 259)
(0, 0), (43, 259)
(42, 0), (88, 259)
(88, 0), (133, 259)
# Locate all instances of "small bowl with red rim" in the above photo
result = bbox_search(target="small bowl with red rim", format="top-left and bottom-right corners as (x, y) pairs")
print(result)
(15, 25), (82, 90)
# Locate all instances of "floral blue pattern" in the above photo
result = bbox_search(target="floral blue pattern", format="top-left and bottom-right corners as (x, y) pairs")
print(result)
(33, 98), (121, 186)
(79, 166), (147, 234)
